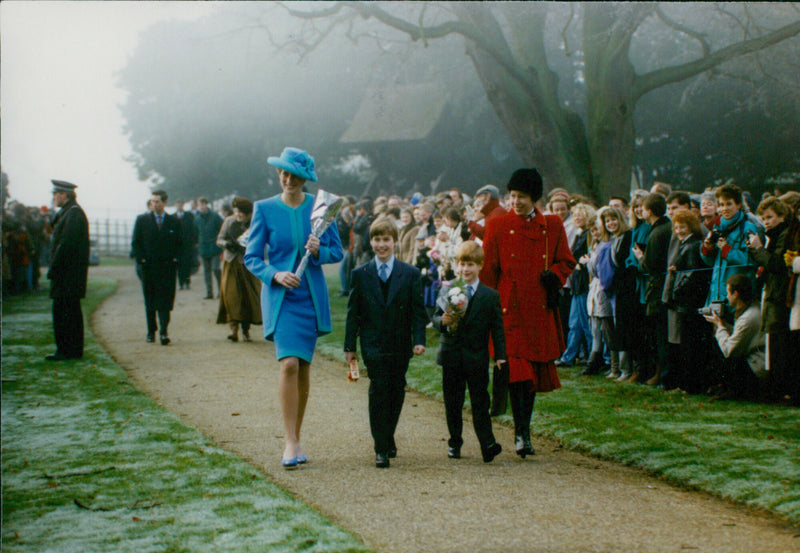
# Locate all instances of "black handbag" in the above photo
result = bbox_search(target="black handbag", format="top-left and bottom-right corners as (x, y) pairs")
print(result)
(490, 361), (509, 416)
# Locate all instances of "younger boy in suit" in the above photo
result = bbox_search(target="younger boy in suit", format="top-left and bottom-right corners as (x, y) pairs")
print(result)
(433, 241), (506, 462)
(345, 217), (428, 468)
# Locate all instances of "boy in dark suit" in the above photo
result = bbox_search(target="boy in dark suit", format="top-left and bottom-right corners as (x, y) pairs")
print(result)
(433, 241), (506, 463)
(345, 217), (427, 468)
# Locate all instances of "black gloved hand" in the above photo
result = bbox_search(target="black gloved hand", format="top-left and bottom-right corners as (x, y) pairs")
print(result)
(540, 269), (562, 310)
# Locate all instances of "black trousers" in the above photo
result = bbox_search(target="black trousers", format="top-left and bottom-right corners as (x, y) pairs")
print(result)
(366, 356), (409, 454)
(52, 296), (84, 358)
(146, 309), (171, 336)
(442, 360), (495, 450)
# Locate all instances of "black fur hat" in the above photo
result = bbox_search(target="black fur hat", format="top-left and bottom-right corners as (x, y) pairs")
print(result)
(506, 168), (543, 202)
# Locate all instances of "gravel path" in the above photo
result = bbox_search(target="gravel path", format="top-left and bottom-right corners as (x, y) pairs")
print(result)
(90, 265), (799, 553)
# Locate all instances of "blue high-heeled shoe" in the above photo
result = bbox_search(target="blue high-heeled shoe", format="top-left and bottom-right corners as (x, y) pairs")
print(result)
(297, 452), (307, 464)
(281, 456), (298, 469)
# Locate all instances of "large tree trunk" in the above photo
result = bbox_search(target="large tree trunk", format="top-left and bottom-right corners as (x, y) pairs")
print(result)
(582, 4), (652, 201)
(454, 4), (593, 198)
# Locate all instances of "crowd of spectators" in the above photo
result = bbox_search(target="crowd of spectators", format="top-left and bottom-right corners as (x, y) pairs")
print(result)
(2, 201), (51, 297)
(335, 181), (800, 406)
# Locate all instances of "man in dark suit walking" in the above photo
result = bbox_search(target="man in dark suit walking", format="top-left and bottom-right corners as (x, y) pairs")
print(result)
(345, 217), (427, 468)
(433, 241), (506, 462)
(46, 180), (90, 361)
(131, 190), (181, 345)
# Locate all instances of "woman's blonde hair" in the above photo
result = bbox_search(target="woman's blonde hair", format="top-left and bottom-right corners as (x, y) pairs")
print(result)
(570, 203), (597, 230)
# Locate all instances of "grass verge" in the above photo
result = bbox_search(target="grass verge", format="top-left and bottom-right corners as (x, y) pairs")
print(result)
(1, 280), (372, 553)
(318, 275), (800, 524)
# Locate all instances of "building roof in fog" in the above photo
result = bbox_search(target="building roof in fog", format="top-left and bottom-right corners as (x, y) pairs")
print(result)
(339, 84), (447, 143)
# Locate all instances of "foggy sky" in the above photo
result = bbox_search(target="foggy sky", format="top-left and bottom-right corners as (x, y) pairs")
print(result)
(0, 1), (218, 221)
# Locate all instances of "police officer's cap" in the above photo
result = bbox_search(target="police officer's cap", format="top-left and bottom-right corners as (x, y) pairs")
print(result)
(51, 180), (78, 193)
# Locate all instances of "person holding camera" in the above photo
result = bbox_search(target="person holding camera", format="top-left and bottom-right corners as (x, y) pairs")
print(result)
(700, 183), (761, 308)
(703, 273), (765, 401)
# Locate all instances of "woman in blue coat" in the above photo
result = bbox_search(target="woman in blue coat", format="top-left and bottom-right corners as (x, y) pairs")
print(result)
(245, 147), (343, 469)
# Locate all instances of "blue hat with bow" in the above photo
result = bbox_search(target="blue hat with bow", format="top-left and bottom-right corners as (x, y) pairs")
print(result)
(267, 147), (318, 182)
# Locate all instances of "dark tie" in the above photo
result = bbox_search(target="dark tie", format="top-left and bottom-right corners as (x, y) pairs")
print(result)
(157, 215), (163, 229)
(467, 284), (474, 299)
(379, 263), (389, 282)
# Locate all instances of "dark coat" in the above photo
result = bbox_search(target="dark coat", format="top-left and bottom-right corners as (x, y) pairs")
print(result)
(568, 230), (590, 295)
(195, 210), (223, 257)
(48, 199), (89, 299)
(344, 259), (427, 364)
(131, 212), (182, 311)
(640, 216), (672, 315)
(433, 281), (507, 369)
(664, 234), (710, 313)
(750, 221), (790, 333)
(177, 210), (197, 253)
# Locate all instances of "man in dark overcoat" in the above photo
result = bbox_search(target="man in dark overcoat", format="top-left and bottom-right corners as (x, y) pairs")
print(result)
(131, 190), (182, 344)
(174, 199), (198, 290)
(46, 180), (90, 361)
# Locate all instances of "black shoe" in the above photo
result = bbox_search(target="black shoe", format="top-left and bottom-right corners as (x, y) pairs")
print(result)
(146, 333), (155, 343)
(515, 435), (534, 458)
(204, 294), (213, 300)
(375, 453), (390, 468)
(447, 446), (461, 459)
(160, 334), (170, 345)
(388, 448), (397, 459)
(579, 355), (604, 376)
(515, 435), (527, 458)
(482, 442), (502, 463)
(45, 352), (72, 361)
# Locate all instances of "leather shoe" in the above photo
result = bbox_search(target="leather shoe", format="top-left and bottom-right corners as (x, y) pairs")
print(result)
(227, 333), (238, 342)
(447, 446), (461, 459)
(160, 334), (170, 346)
(204, 294), (214, 300)
(146, 333), (155, 343)
(388, 448), (397, 459)
(375, 453), (390, 468)
(482, 442), (502, 463)
(515, 436), (534, 458)
(45, 352), (73, 361)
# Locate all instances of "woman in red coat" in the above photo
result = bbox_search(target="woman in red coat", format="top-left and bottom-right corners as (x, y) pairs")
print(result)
(480, 168), (575, 458)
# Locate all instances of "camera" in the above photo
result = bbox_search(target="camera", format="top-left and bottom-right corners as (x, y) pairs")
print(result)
(708, 230), (720, 243)
(698, 301), (724, 317)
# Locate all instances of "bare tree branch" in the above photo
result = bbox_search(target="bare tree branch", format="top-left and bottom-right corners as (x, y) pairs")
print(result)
(280, 2), (545, 105)
(714, 2), (750, 40)
(656, 5), (710, 56)
(561, 3), (576, 57)
(633, 20), (800, 100)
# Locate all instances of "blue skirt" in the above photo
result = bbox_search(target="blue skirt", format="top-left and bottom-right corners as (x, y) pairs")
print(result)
(271, 277), (317, 362)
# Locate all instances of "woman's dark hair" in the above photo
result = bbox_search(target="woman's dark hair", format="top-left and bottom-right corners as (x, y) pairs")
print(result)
(232, 196), (253, 215)
(443, 206), (462, 224)
(715, 183), (743, 205)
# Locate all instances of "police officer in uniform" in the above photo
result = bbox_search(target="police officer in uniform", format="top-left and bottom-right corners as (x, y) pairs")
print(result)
(46, 180), (90, 360)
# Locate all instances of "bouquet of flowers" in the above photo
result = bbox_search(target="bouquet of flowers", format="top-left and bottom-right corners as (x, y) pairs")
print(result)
(436, 277), (469, 332)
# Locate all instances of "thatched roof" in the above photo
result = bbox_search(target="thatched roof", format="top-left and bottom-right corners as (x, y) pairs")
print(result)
(339, 84), (447, 143)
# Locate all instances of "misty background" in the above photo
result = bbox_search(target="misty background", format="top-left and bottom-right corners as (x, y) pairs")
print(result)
(2, 2), (799, 227)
